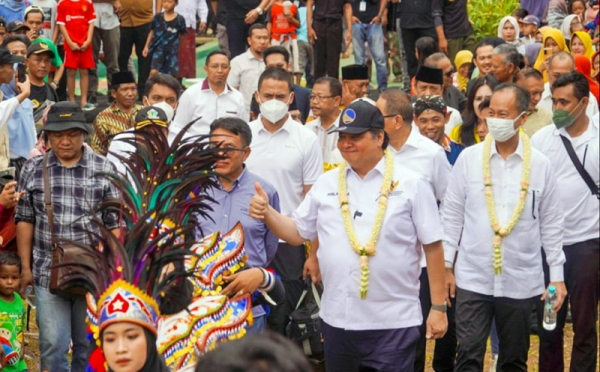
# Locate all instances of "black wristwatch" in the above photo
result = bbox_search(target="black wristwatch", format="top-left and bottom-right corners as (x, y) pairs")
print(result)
(431, 302), (447, 313)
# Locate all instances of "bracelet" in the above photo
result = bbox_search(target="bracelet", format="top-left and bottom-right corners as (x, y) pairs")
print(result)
(258, 268), (274, 292)
(444, 260), (453, 269)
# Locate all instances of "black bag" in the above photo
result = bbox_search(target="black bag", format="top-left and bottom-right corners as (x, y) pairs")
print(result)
(560, 135), (599, 200)
(285, 279), (324, 357)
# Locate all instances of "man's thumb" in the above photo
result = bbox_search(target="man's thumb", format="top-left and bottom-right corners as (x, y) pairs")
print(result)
(254, 182), (267, 198)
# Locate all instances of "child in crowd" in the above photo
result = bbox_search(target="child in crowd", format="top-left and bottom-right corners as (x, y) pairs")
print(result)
(0, 252), (26, 372)
(56, 0), (96, 110)
(569, 0), (587, 22)
(519, 15), (540, 44)
(142, 0), (187, 79)
(267, 0), (300, 76)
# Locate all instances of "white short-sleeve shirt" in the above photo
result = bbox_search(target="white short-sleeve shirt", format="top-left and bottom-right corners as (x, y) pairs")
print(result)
(306, 113), (341, 163)
(292, 157), (443, 330)
(246, 115), (323, 216)
(531, 114), (599, 245)
(227, 50), (265, 114)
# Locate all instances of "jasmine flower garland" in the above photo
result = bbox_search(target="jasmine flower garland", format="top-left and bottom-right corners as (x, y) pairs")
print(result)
(338, 149), (394, 299)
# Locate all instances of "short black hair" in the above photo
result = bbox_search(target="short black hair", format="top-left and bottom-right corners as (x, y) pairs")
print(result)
(258, 66), (293, 93)
(474, 37), (505, 59)
(379, 88), (413, 123)
(513, 8), (529, 19)
(0, 252), (21, 273)
(205, 50), (229, 66)
(1, 34), (31, 49)
(209, 117), (253, 147)
(415, 36), (438, 66)
(195, 332), (312, 372)
(514, 67), (544, 83)
(25, 6), (45, 21)
(552, 71), (590, 101)
(144, 74), (183, 99)
(314, 77), (342, 97)
(263, 46), (290, 64)
(569, 0), (585, 13)
(493, 83), (531, 113)
(248, 23), (267, 38)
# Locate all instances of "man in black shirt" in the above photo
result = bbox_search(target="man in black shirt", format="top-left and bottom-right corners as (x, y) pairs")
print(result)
(433, 0), (476, 64)
(223, 0), (272, 58)
(306, 0), (353, 79)
(25, 42), (58, 110)
(398, 0), (439, 79)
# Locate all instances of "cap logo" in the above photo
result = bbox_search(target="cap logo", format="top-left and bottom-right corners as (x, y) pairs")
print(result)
(39, 42), (48, 50)
(146, 109), (160, 120)
(342, 109), (356, 125)
(59, 113), (73, 118)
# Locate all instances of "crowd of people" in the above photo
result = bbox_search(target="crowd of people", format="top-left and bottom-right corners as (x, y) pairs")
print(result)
(0, 0), (598, 371)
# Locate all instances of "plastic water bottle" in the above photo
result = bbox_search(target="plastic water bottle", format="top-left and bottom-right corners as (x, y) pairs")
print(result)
(543, 285), (557, 331)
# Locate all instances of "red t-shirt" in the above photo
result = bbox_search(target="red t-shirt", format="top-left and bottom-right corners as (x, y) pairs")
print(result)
(270, 2), (298, 40)
(56, 0), (96, 45)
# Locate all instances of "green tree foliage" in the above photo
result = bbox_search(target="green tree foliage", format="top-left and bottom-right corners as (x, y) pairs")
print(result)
(468, 0), (522, 40)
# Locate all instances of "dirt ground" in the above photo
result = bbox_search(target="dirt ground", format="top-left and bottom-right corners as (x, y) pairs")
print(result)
(23, 307), (596, 372)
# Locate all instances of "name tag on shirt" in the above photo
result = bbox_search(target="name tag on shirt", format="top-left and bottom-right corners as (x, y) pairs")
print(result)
(359, 1), (366, 11)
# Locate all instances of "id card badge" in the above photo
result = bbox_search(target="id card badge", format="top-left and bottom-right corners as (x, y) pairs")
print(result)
(359, 1), (366, 12)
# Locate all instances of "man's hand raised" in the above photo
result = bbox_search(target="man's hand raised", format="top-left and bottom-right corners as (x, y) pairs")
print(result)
(249, 182), (269, 220)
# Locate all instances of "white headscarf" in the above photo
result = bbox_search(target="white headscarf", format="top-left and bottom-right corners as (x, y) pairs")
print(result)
(561, 14), (581, 41)
(498, 16), (521, 43)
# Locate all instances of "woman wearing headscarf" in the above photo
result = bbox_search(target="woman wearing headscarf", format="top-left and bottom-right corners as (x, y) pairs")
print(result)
(561, 14), (581, 43)
(497, 16), (525, 51)
(574, 54), (600, 102)
(525, 43), (542, 66)
(453, 50), (473, 93)
(570, 30), (595, 59)
(533, 28), (570, 80)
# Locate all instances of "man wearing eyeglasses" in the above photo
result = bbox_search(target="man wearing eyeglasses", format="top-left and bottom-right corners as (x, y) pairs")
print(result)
(424, 52), (467, 113)
(172, 50), (247, 137)
(306, 77), (343, 163)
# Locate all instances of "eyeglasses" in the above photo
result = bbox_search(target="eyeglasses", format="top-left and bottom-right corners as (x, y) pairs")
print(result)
(382, 114), (398, 118)
(309, 95), (335, 102)
(444, 69), (455, 77)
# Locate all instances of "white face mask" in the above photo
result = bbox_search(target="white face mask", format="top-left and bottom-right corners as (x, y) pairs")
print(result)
(151, 101), (175, 123)
(486, 112), (524, 142)
(259, 97), (290, 123)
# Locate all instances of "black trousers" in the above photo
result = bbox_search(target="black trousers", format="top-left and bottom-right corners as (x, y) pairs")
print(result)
(226, 18), (251, 59)
(537, 239), (599, 372)
(455, 288), (536, 372)
(267, 242), (306, 335)
(414, 268), (456, 372)
(323, 322), (420, 372)
(313, 19), (343, 79)
(119, 23), (152, 101)
(400, 27), (437, 79)
(55, 45), (68, 101)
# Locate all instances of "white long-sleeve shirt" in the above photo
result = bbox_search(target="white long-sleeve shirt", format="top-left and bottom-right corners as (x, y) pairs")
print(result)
(442, 138), (566, 299)
(531, 114), (599, 245)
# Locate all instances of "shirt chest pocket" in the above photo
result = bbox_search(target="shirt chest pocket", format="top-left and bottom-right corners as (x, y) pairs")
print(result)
(517, 188), (543, 223)
(74, 182), (105, 214)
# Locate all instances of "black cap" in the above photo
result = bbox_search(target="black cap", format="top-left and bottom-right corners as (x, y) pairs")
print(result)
(415, 66), (444, 85)
(135, 106), (168, 128)
(111, 71), (136, 87)
(0, 48), (19, 65)
(27, 42), (55, 58)
(44, 102), (90, 133)
(331, 98), (384, 134)
(7, 21), (29, 33)
(341, 64), (369, 80)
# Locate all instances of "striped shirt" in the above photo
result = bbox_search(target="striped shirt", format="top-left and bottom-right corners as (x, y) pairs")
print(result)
(91, 103), (143, 155)
(15, 147), (120, 288)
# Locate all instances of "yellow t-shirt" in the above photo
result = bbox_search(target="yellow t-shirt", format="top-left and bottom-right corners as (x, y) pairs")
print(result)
(449, 125), (481, 146)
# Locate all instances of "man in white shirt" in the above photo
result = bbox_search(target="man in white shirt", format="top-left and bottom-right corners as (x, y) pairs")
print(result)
(173, 50), (246, 137)
(413, 66), (462, 134)
(514, 67), (553, 137)
(443, 83), (567, 371)
(245, 66), (323, 335)
(376, 88), (454, 372)
(249, 98), (448, 372)
(227, 23), (268, 114)
(531, 72), (599, 372)
(306, 77), (342, 164)
(537, 51), (599, 118)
